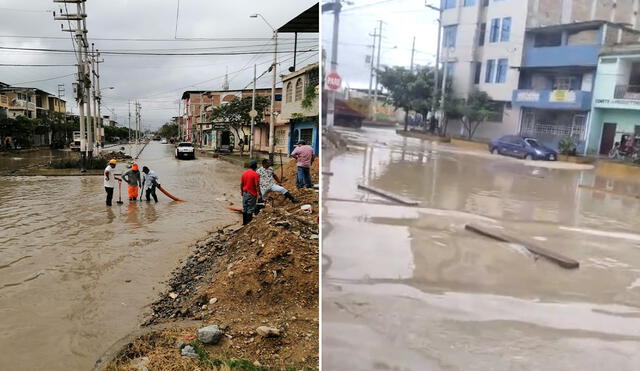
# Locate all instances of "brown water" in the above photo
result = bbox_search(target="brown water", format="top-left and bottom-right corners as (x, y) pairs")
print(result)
(0, 143), (239, 370)
(322, 127), (640, 371)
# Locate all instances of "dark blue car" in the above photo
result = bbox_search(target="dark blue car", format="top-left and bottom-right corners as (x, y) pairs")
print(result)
(488, 135), (557, 161)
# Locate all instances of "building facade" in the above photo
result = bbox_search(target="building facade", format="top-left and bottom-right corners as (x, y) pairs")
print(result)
(589, 45), (640, 155)
(180, 88), (282, 152)
(440, 0), (640, 142)
(280, 62), (320, 153)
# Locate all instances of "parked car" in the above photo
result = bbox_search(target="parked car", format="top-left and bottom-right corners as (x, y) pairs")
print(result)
(175, 142), (195, 159)
(161, 138), (168, 144)
(489, 135), (557, 161)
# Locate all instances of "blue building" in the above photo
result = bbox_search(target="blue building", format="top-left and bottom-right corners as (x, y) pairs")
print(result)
(511, 21), (640, 153)
(279, 62), (320, 154)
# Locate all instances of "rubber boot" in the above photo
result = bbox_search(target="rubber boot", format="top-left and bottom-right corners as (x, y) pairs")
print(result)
(242, 213), (249, 225)
(284, 192), (299, 203)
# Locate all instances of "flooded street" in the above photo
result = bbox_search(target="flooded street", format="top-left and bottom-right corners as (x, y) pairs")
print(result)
(0, 142), (239, 370)
(322, 126), (640, 370)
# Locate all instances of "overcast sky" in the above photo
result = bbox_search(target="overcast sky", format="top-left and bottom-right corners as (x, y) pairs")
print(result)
(0, 0), (318, 129)
(322, 0), (439, 90)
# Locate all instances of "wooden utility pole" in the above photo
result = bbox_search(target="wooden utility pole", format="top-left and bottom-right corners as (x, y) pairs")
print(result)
(372, 20), (383, 122)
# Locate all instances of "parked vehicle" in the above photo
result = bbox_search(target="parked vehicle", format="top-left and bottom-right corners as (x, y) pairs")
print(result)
(161, 138), (168, 144)
(489, 135), (557, 161)
(175, 142), (195, 159)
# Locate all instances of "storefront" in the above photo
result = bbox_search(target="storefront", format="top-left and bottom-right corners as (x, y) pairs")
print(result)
(519, 108), (588, 152)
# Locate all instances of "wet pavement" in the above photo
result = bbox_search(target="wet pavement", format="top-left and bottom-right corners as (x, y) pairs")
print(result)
(0, 143), (239, 370)
(322, 126), (640, 371)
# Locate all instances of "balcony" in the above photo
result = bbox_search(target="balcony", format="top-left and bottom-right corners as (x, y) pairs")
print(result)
(523, 44), (600, 68)
(614, 85), (640, 100)
(0, 95), (8, 108)
(512, 89), (592, 110)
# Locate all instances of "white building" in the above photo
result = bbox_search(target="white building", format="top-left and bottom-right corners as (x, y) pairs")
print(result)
(440, 0), (640, 141)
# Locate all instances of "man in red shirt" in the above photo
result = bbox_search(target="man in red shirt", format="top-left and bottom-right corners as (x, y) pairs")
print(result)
(240, 160), (261, 225)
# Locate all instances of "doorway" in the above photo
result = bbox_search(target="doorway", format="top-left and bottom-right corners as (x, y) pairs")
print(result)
(599, 123), (617, 155)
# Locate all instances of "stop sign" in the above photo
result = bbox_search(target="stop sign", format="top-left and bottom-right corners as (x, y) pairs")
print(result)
(326, 71), (342, 91)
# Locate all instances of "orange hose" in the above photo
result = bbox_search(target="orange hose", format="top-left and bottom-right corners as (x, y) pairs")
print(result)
(156, 185), (185, 202)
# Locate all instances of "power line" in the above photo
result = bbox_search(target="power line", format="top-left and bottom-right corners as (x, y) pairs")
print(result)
(0, 63), (76, 67)
(10, 73), (75, 85)
(0, 46), (318, 56)
(0, 35), (316, 42)
(0, 7), (52, 13)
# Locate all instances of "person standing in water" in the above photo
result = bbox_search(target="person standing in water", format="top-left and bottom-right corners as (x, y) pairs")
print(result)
(142, 166), (160, 203)
(104, 159), (121, 206)
(121, 163), (142, 201)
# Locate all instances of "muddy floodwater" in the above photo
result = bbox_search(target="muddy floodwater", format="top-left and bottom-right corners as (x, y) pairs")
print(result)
(323, 126), (640, 371)
(0, 143), (239, 370)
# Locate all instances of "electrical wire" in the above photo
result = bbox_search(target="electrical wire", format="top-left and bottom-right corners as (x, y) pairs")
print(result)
(0, 64), (76, 67)
(10, 73), (75, 85)
(0, 46), (318, 56)
(0, 35), (316, 42)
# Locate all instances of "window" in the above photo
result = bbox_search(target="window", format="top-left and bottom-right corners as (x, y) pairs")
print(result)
(496, 58), (508, 83)
(490, 18), (500, 43)
(553, 76), (576, 90)
(474, 62), (482, 84)
(446, 62), (456, 78)
(534, 32), (562, 47)
(487, 101), (504, 122)
(294, 78), (304, 102)
(464, 0), (476, 6)
(478, 23), (486, 46)
(285, 82), (293, 103)
(485, 59), (495, 83)
(300, 128), (313, 146)
(442, 0), (457, 9)
(501, 17), (511, 42)
(443, 25), (457, 47)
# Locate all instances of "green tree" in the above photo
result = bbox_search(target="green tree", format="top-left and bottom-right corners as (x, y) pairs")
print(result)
(456, 89), (495, 140)
(376, 66), (435, 131)
(209, 95), (269, 142)
(158, 122), (178, 138)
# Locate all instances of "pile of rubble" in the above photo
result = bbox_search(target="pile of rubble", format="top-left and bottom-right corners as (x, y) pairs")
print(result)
(101, 160), (319, 370)
(101, 150), (132, 161)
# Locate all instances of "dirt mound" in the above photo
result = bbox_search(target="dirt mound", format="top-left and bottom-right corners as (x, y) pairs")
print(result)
(101, 158), (319, 370)
(101, 150), (132, 161)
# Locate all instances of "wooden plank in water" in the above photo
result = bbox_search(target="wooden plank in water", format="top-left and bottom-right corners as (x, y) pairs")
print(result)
(465, 223), (579, 269)
(357, 184), (419, 206)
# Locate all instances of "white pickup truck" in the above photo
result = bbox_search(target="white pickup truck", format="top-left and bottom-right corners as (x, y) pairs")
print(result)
(175, 142), (195, 159)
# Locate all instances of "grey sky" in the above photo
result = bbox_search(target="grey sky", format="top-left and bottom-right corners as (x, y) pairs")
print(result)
(322, 0), (439, 90)
(0, 0), (318, 129)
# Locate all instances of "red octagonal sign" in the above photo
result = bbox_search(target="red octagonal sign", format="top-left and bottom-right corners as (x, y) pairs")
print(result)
(326, 71), (342, 91)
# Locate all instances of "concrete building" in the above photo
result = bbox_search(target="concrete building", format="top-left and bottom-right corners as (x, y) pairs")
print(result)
(440, 0), (640, 142)
(588, 44), (640, 155)
(280, 62), (320, 153)
(512, 21), (639, 152)
(180, 88), (282, 152)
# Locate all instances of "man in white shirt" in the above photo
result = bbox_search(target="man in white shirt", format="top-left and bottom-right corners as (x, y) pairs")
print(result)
(256, 159), (298, 203)
(104, 159), (121, 206)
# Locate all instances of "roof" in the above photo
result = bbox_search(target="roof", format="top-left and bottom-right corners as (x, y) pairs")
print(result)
(527, 20), (640, 35)
(180, 88), (277, 100)
(277, 3), (318, 33)
(281, 62), (319, 82)
(600, 43), (640, 56)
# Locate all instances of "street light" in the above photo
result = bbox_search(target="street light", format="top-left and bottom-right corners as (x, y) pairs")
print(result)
(250, 12), (278, 161)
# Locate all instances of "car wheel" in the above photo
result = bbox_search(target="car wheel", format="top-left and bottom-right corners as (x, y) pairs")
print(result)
(491, 147), (499, 155)
(524, 154), (533, 160)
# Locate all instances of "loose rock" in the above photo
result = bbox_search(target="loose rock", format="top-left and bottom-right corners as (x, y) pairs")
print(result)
(197, 325), (223, 344)
(180, 345), (198, 358)
(256, 326), (281, 338)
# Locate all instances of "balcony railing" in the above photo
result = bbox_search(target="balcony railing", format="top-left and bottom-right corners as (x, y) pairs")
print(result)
(614, 85), (640, 100)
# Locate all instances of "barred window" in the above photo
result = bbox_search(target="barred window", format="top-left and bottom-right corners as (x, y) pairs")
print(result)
(295, 78), (304, 102)
(286, 82), (293, 103)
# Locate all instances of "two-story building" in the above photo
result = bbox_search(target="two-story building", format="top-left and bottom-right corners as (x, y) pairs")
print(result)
(440, 0), (640, 142)
(279, 62), (319, 153)
(512, 21), (640, 152)
(588, 44), (640, 155)
(180, 88), (282, 152)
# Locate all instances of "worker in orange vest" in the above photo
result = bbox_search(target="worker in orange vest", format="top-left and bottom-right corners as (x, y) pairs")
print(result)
(121, 163), (142, 201)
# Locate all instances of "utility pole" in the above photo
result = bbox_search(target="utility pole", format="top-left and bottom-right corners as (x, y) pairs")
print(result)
(426, 3), (443, 133)
(177, 99), (181, 141)
(410, 36), (416, 72)
(438, 47), (449, 134)
(325, 0), (341, 129)
(367, 27), (378, 100)
(54, 0), (90, 171)
(268, 30), (278, 161)
(93, 48), (103, 150)
(373, 20), (383, 122)
(128, 100), (131, 144)
(250, 63), (257, 158)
